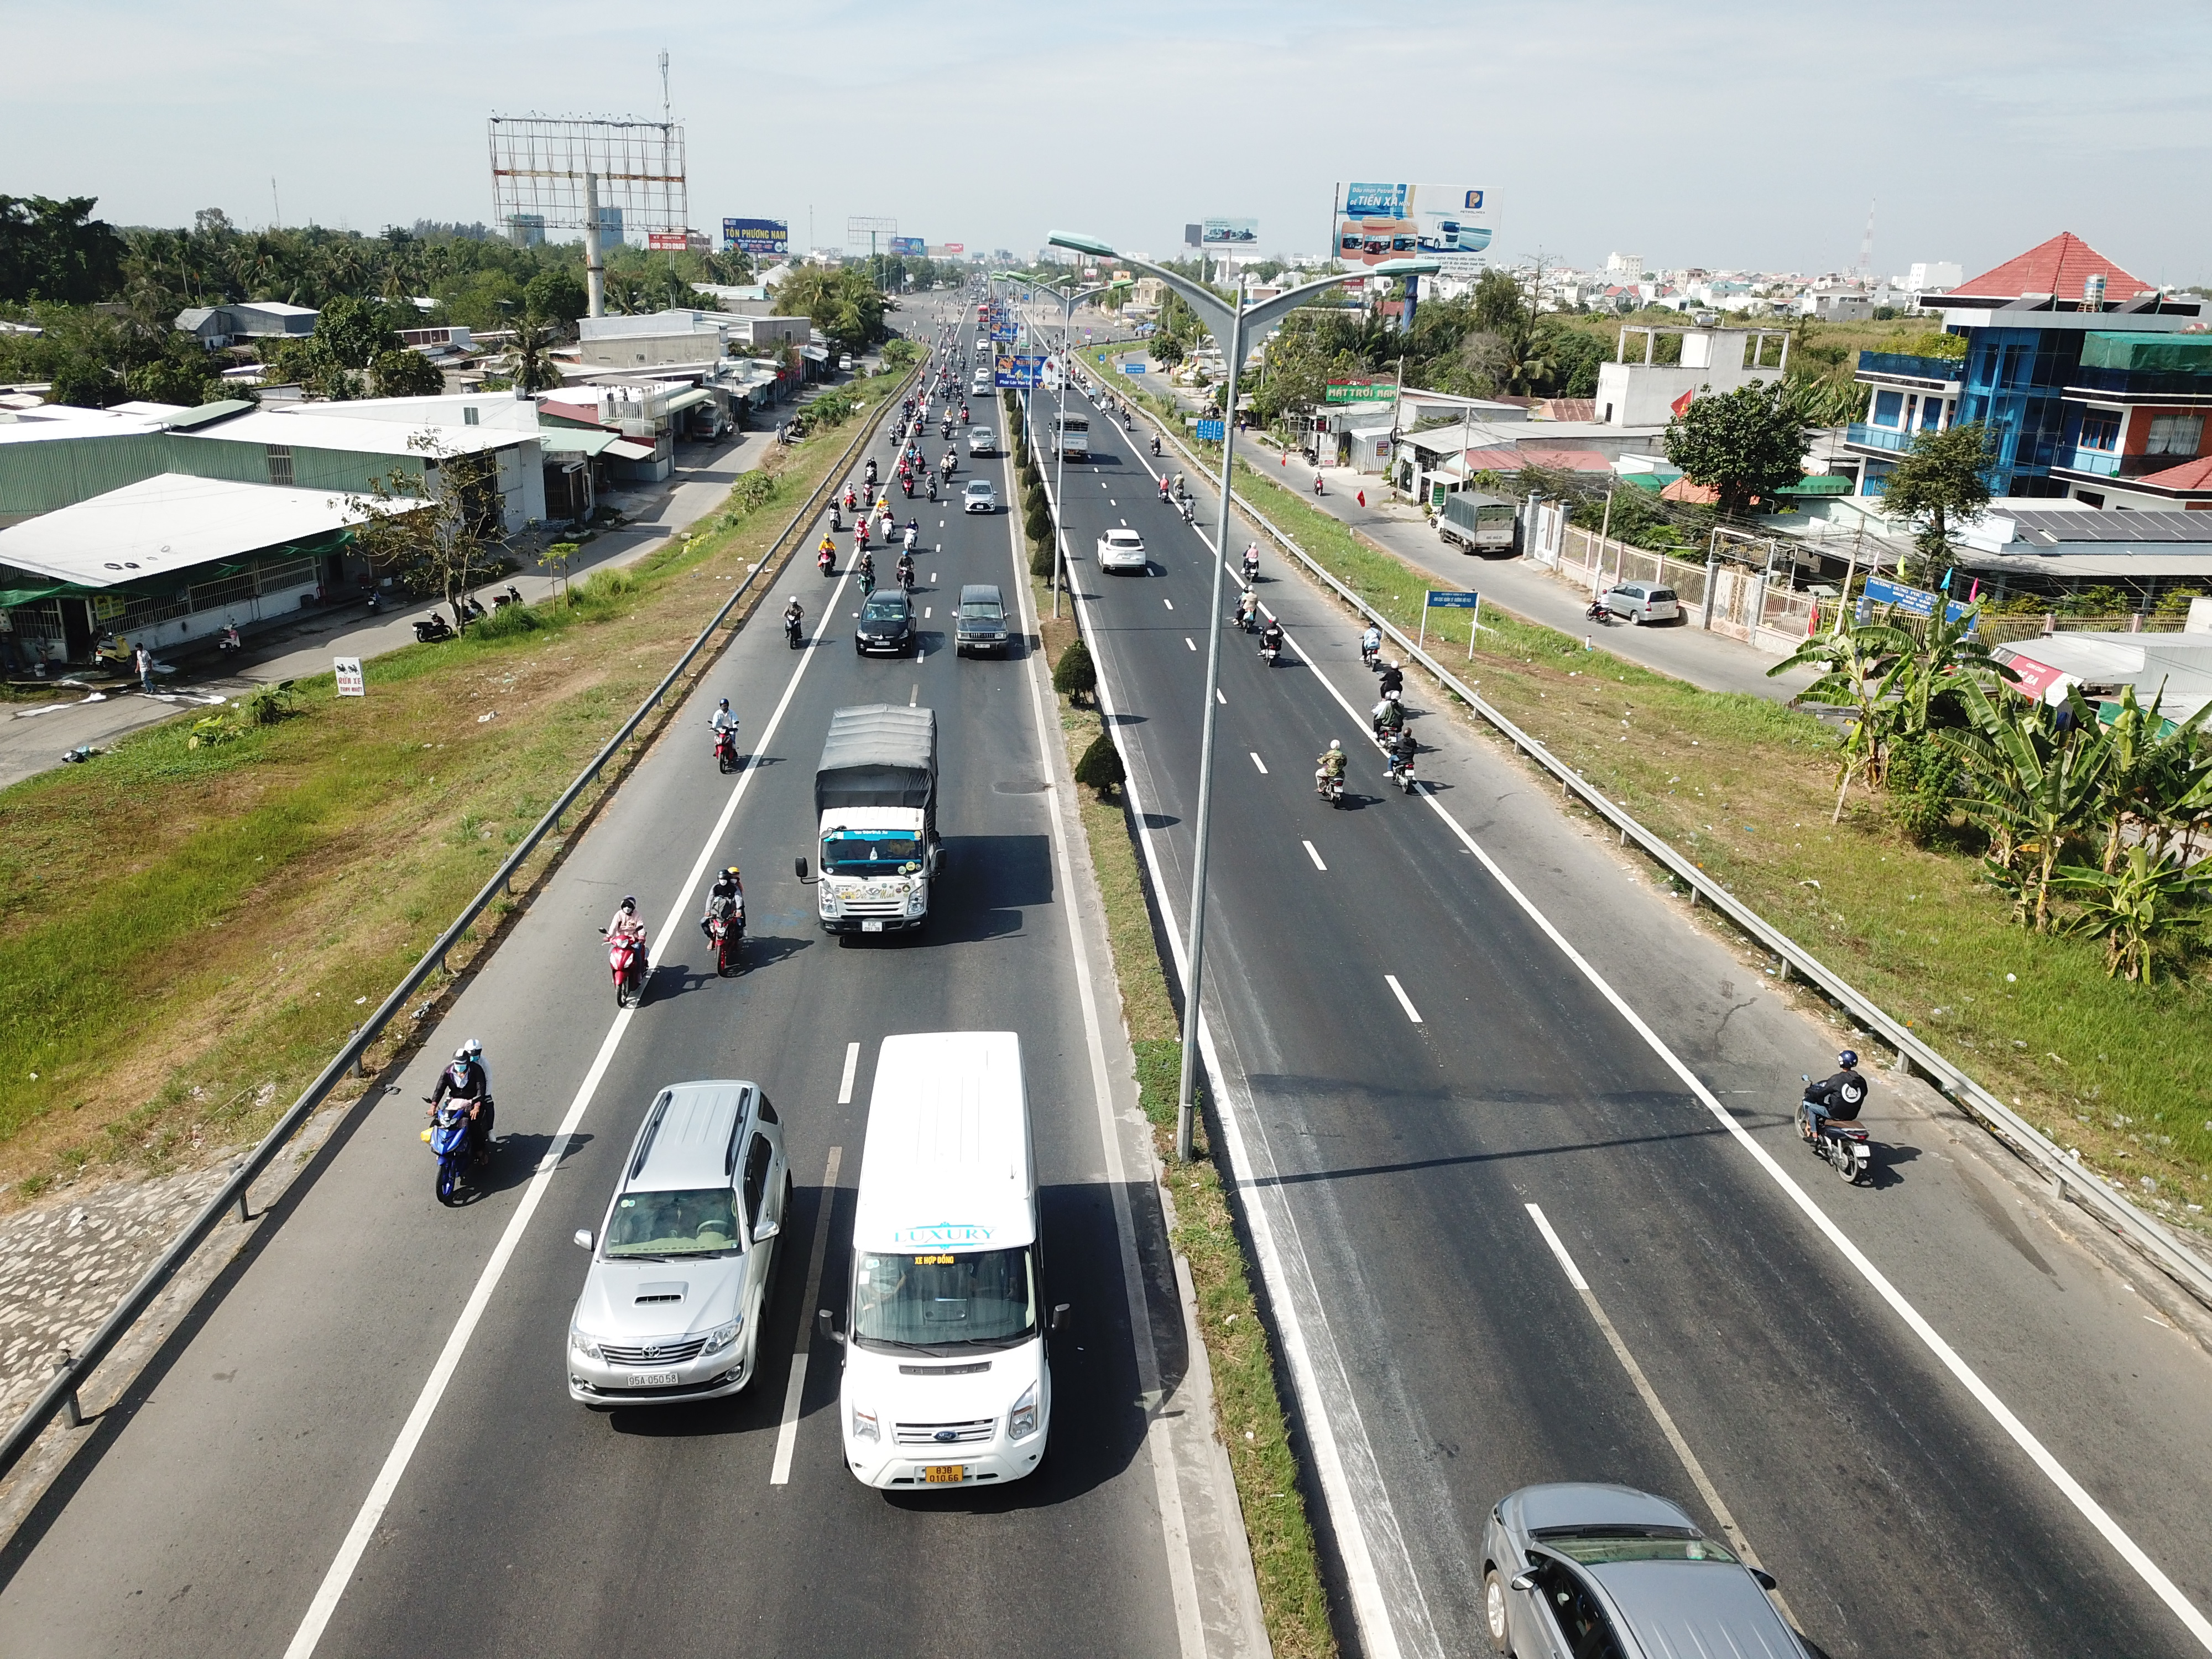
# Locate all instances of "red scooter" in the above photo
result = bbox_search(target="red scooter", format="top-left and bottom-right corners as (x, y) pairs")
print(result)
(602, 926), (648, 1008)
(706, 898), (745, 976)
(714, 728), (741, 774)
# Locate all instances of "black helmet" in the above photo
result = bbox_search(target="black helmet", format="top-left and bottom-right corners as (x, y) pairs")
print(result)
(1838, 1049), (1859, 1069)
(619, 895), (637, 912)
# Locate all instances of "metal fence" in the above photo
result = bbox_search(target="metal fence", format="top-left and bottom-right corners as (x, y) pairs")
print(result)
(1150, 421), (2212, 1316)
(0, 367), (916, 1482)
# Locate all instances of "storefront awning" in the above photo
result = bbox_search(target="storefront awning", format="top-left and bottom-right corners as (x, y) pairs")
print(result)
(605, 439), (658, 462)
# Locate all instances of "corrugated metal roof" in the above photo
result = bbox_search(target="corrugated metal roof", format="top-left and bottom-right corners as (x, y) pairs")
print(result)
(661, 387), (714, 413)
(534, 427), (624, 457)
(0, 474), (421, 587)
(181, 408), (532, 457)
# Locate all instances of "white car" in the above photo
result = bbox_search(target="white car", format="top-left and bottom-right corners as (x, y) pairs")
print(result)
(967, 426), (996, 457)
(1097, 528), (1148, 574)
(972, 368), (994, 396)
(963, 479), (998, 514)
(567, 1081), (787, 1407)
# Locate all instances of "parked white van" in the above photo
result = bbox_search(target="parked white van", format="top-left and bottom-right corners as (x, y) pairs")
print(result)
(824, 1031), (1066, 1489)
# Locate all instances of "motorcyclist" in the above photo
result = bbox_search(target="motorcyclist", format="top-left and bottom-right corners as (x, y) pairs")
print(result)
(896, 550), (916, 590)
(858, 549), (876, 591)
(1151, 434), (1161, 456)
(1233, 587), (1258, 629)
(1259, 618), (1285, 659)
(1371, 696), (1405, 737)
(903, 519), (920, 553)
(784, 596), (805, 640)
(699, 865), (745, 941)
(1378, 660), (1406, 700)
(607, 895), (646, 947)
(1157, 476), (1171, 503)
(855, 518), (870, 554)
(1803, 1051), (1868, 1138)
(426, 1043), (494, 1165)
(1386, 727), (1418, 776)
(927, 473), (940, 502)
(709, 698), (740, 759)
(1314, 739), (1347, 794)
(1241, 545), (1259, 585)
(864, 458), (879, 488)
(1361, 623), (1383, 665)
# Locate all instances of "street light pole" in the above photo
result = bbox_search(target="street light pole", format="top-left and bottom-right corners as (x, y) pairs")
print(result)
(1036, 277), (1129, 620)
(1051, 232), (1433, 1160)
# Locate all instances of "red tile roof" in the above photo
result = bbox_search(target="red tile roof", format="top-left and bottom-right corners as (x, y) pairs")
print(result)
(2131, 455), (2212, 495)
(1949, 232), (2156, 304)
(1457, 445), (1615, 473)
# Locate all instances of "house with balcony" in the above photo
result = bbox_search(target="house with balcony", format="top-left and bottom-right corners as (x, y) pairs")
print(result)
(1843, 232), (2203, 499)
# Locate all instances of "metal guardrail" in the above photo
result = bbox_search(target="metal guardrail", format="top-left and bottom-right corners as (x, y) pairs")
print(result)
(1138, 412), (2212, 1315)
(0, 364), (917, 1481)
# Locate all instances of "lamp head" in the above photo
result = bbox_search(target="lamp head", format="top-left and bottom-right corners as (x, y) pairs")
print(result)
(1371, 258), (1442, 279)
(1049, 231), (1118, 260)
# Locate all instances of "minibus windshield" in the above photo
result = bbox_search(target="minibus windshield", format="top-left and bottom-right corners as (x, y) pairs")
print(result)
(852, 1246), (1036, 1353)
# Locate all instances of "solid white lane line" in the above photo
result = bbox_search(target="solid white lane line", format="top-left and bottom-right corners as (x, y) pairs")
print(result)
(1250, 752), (1268, 774)
(837, 1041), (860, 1104)
(283, 550), (856, 1659)
(771, 1145), (844, 1487)
(1303, 840), (1328, 872)
(1267, 624), (2212, 1654)
(1526, 1203), (1794, 1619)
(1384, 975), (1423, 1024)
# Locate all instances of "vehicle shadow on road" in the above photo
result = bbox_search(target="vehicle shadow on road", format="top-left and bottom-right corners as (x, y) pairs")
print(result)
(476, 1131), (593, 1198)
(655, 935), (815, 994)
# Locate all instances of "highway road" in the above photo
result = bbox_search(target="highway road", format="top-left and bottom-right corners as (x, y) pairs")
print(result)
(0, 296), (1252, 1659)
(1029, 349), (2212, 1658)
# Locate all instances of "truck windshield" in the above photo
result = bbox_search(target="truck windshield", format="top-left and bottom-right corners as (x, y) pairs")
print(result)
(852, 1246), (1037, 1352)
(823, 831), (924, 874)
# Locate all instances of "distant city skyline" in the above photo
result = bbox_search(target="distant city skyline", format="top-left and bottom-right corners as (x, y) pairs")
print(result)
(6, 1), (2207, 289)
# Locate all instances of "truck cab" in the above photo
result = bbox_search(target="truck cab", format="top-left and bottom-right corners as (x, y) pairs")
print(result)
(799, 705), (940, 935)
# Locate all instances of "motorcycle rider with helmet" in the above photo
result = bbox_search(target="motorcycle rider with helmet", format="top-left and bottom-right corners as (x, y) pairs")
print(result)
(1314, 739), (1348, 796)
(699, 865), (745, 942)
(425, 1041), (494, 1164)
(784, 596), (805, 644)
(709, 698), (740, 762)
(1803, 1050), (1869, 1139)
(1378, 659), (1406, 700)
(1259, 617), (1285, 660)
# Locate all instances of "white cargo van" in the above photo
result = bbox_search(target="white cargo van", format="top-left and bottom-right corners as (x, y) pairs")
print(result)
(823, 1031), (1066, 1489)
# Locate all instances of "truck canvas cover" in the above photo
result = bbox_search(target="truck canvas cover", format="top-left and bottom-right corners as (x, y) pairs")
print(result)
(815, 704), (937, 814)
(1439, 491), (1512, 533)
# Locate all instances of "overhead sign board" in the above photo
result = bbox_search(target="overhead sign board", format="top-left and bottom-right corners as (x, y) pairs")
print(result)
(723, 217), (788, 254)
(994, 354), (1045, 388)
(888, 236), (926, 257)
(646, 231), (690, 251)
(1338, 182), (1491, 267)
(1202, 217), (1259, 246)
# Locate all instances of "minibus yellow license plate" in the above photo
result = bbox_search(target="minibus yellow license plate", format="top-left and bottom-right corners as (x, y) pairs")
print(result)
(923, 1464), (964, 1484)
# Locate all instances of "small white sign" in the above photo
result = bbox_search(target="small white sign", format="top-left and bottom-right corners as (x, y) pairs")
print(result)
(334, 656), (365, 697)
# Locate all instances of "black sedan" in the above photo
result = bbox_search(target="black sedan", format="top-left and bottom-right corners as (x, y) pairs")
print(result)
(853, 589), (916, 657)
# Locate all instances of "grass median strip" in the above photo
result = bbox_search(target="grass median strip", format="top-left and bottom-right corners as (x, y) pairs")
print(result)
(0, 368), (906, 1204)
(1018, 458), (1337, 1659)
(1217, 457), (2212, 1226)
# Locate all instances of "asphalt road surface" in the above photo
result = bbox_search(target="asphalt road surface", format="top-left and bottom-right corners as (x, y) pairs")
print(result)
(0, 297), (1218, 1659)
(1034, 360), (2212, 1659)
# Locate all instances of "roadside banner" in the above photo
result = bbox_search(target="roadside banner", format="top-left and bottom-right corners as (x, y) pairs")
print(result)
(994, 354), (1045, 388)
(334, 656), (365, 697)
(646, 231), (689, 252)
(723, 218), (789, 254)
(1418, 590), (1480, 659)
(1859, 575), (1976, 632)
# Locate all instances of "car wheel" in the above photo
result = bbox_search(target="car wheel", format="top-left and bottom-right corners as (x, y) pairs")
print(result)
(1483, 1568), (1512, 1654)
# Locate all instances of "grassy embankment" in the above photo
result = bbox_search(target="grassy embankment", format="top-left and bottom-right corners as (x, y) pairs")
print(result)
(1009, 401), (1337, 1659)
(0, 365), (909, 1203)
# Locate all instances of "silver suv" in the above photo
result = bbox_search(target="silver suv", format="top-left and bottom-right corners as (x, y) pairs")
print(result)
(1601, 582), (1681, 625)
(568, 1081), (788, 1407)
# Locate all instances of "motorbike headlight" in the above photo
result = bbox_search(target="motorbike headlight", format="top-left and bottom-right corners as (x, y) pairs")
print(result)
(702, 1318), (743, 1356)
(569, 1327), (603, 1362)
(1008, 1382), (1039, 1441)
(851, 1405), (880, 1443)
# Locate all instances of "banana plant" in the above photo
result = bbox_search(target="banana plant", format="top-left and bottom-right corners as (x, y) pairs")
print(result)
(1769, 614), (1915, 819)
(1942, 681), (2114, 931)
(2087, 684), (2212, 872)
(2053, 846), (2212, 983)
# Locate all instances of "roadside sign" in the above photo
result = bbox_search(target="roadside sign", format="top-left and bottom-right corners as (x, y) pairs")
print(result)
(1417, 591), (1480, 659)
(994, 354), (1045, 388)
(1195, 419), (1225, 441)
(1326, 380), (1392, 403)
(1122, 362), (1147, 374)
(646, 231), (688, 252)
(1859, 575), (1976, 630)
(334, 656), (365, 697)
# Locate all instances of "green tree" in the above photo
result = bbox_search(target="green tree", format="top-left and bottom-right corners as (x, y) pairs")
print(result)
(1053, 637), (1097, 705)
(2053, 847), (2212, 984)
(774, 267), (890, 352)
(0, 196), (124, 304)
(1073, 731), (1125, 797)
(311, 294), (404, 369)
(371, 347), (445, 398)
(523, 266), (587, 327)
(1883, 421), (1994, 587)
(1663, 379), (1807, 517)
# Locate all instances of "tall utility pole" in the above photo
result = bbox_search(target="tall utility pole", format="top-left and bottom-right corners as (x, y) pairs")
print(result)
(1051, 231), (1434, 1161)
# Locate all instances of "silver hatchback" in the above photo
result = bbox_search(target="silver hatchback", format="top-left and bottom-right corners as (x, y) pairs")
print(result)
(1482, 1483), (1809, 1657)
(567, 1081), (788, 1407)
(1602, 582), (1681, 625)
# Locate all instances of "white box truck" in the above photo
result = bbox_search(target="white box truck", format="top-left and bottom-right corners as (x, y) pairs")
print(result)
(823, 1032), (1065, 1489)
(795, 705), (940, 935)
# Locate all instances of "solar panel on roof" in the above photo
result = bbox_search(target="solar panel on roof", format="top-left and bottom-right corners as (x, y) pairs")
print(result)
(2008, 508), (2208, 543)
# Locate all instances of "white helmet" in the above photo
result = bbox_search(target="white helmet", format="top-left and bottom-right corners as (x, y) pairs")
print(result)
(1328, 739), (1343, 753)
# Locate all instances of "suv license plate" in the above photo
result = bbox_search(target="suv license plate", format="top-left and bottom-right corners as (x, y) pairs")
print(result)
(924, 1464), (965, 1484)
(862, 919), (885, 933)
(636, 1371), (680, 1388)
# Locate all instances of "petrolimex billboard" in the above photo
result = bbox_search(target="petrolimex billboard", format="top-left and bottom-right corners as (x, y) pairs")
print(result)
(888, 236), (926, 257)
(1202, 217), (1259, 246)
(1337, 184), (1491, 267)
(723, 217), (789, 254)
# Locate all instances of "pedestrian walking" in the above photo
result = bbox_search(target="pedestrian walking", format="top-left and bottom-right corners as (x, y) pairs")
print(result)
(134, 642), (153, 693)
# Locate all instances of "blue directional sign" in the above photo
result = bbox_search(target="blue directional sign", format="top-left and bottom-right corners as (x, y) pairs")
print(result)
(1858, 575), (1976, 630)
(994, 354), (1046, 388)
(1195, 419), (1225, 441)
(1426, 591), (1479, 608)
(1121, 362), (1147, 374)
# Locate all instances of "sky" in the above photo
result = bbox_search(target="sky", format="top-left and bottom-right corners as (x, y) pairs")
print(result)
(7, 0), (2210, 288)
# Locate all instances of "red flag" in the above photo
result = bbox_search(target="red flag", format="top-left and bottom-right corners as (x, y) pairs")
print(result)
(1670, 388), (1695, 418)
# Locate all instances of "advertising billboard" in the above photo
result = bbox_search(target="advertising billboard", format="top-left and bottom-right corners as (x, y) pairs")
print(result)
(723, 217), (789, 254)
(1202, 217), (1259, 246)
(994, 354), (1046, 388)
(1337, 184), (1491, 267)
(942, 241), (965, 254)
(646, 231), (689, 252)
(888, 236), (926, 257)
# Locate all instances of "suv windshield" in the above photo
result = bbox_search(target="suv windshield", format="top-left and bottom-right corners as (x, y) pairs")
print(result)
(961, 598), (1003, 620)
(604, 1187), (742, 1257)
(852, 1246), (1037, 1353)
(822, 830), (922, 874)
(1534, 1527), (1738, 1567)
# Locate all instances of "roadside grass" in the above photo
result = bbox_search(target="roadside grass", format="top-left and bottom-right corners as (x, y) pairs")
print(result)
(0, 368), (906, 1202)
(1020, 466), (1338, 1658)
(1216, 458), (2212, 1226)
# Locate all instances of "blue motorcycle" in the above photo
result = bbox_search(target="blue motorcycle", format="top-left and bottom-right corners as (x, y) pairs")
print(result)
(423, 1098), (475, 1205)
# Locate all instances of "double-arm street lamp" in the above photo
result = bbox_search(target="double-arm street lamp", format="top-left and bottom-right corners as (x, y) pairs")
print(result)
(1026, 276), (1131, 617)
(1050, 230), (1437, 1160)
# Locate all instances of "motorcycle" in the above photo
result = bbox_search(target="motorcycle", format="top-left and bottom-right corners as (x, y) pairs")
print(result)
(1316, 771), (1346, 808)
(491, 585), (523, 609)
(1586, 598), (1615, 625)
(785, 612), (805, 649)
(818, 547), (837, 578)
(1385, 748), (1418, 794)
(1260, 638), (1281, 667)
(831, 503), (844, 533)
(941, 420), (953, 440)
(1798, 1079), (1874, 1185)
(901, 474), (914, 498)
(898, 560), (916, 593)
(1312, 475), (1325, 497)
(461, 596), (488, 622)
(1150, 436), (1161, 456)
(926, 476), (939, 503)
(217, 625), (244, 658)
(413, 614), (455, 644)
(706, 900), (745, 976)
(603, 927), (648, 1008)
(364, 589), (385, 614)
(421, 1097), (478, 1206)
(1360, 635), (1381, 669)
(1180, 498), (1196, 525)
(864, 460), (879, 489)
(714, 727), (741, 774)
(1241, 551), (1259, 587)
(941, 453), (956, 478)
